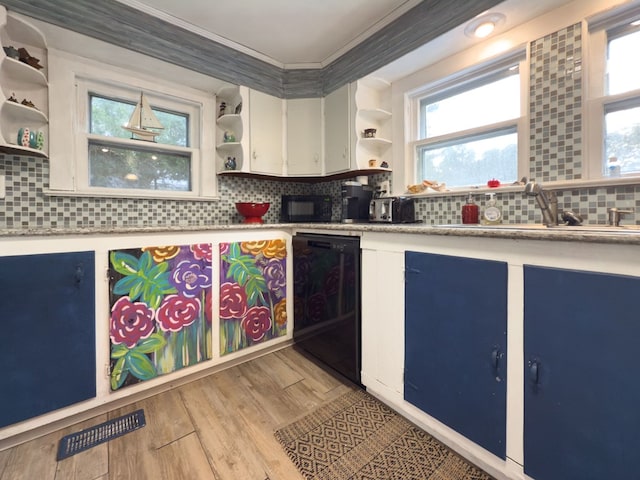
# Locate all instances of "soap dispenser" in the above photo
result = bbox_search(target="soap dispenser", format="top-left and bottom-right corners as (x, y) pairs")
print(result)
(483, 193), (502, 225)
(462, 193), (479, 224)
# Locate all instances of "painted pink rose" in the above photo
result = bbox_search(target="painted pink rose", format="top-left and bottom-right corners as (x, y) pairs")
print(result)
(241, 306), (272, 342)
(220, 282), (247, 319)
(219, 243), (230, 255)
(156, 294), (201, 332)
(110, 296), (155, 348)
(191, 243), (213, 262)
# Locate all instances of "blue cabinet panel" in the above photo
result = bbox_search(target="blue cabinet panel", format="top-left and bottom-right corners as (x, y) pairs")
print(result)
(404, 251), (507, 459)
(0, 251), (96, 428)
(524, 266), (640, 480)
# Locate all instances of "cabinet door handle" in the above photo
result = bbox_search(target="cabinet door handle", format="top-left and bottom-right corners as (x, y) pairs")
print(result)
(75, 264), (84, 284)
(529, 360), (540, 385)
(491, 347), (501, 370)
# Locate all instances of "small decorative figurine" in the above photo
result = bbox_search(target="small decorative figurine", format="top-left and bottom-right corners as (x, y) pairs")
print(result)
(235, 101), (242, 114)
(18, 47), (43, 69)
(225, 156), (237, 170)
(223, 131), (236, 142)
(21, 98), (36, 109)
(218, 102), (227, 118)
(3, 46), (19, 59)
(17, 128), (43, 149)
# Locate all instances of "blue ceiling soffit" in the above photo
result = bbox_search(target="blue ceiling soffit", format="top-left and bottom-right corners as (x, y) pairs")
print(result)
(0, 0), (502, 97)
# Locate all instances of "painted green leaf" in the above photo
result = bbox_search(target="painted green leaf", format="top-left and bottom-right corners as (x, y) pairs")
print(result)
(110, 356), (128, 390)
(110, 251), (140, 276)
(110, 249), (176, 308)
(224, 244), (268, 306)
(244, 275), (268, 306)
(227, 254), (262, 286)
(111, 343), (130, 359)
(136, 333), (167, 354)
(127, 351), (157, 380)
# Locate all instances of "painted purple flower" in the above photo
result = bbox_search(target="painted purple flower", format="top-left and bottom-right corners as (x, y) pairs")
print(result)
(307, 292), (326, 323)
(156, 294), (201, 332)
(220, 282), (247, 319)
(110, 296), (155, 348)
(241, 306), (272, 342)
(171, 259), (212, 298)
(262, 258), (286, 294)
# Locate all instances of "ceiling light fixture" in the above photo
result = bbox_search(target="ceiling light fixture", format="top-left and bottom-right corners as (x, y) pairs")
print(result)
(464, 13), (506, 39)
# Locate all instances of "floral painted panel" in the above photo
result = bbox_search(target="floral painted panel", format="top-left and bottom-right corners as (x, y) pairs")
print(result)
(219, 239), (287, 355)
(108, 244), (213, 391)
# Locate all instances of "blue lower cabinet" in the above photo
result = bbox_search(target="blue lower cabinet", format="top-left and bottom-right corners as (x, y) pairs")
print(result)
(404, 251), (507, 459)
(524, 265), (640, 480)
(0, 251), (96, 428)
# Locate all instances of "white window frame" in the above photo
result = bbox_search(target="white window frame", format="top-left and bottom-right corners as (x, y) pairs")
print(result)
(407, 50), (528, 192)
(586, 4), (640, 182)
(47, 49), (217, 200)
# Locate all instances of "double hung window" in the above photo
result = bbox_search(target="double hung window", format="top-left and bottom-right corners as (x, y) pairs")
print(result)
(588, 9), (640, 178)
(410, 52), (526, 189)
(47, 53), (216, 199)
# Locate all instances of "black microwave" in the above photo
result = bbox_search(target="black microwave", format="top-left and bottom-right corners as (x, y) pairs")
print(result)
(281, 195), (333, 222)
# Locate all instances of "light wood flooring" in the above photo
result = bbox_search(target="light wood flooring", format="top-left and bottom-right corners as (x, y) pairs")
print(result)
(0, 346), (356, 480)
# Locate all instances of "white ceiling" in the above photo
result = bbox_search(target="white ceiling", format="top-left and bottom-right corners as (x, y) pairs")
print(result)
(120, 0), (423, 68)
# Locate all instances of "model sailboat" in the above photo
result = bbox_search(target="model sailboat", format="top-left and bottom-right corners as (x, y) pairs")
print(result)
(123, 93), (164, 141)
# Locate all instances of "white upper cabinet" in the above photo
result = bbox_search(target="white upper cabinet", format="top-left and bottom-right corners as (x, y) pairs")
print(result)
(0, 7), (48, 158)
(248, 88), (284, 175)
(323, 83), (352, 175)
(286, 97), (322, 176)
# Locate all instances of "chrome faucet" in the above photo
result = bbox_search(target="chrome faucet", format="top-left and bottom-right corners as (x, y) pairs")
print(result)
(608, 207), (634, 226)
(524, 180), (558, 226)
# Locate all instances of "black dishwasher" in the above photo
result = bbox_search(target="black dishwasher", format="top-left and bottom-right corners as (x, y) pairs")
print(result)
(292, 233), (361, 385)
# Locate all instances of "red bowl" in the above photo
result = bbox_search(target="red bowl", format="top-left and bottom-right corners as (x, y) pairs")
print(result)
(235, 202), (270, 223)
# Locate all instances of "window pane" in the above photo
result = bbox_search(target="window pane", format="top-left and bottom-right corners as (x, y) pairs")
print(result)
(420, 73), (519, 138)
(605, 106), (640, 174)
(89, 141), (191, 191)
(90, 95), (188, 147)
(418, 130), (518, 188)
(608, 29), (640, 95)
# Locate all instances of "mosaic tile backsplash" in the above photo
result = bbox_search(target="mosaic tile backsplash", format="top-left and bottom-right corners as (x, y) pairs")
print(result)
(1, 21), (639, 231)
(529, 23), (583, 183)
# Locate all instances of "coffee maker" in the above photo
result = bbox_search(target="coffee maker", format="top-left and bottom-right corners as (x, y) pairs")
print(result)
(341, 181), (373, 223)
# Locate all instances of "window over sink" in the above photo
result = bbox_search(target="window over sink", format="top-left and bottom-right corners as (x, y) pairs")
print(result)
(409, 51), (526, 190)
(588, 6), (640, 180)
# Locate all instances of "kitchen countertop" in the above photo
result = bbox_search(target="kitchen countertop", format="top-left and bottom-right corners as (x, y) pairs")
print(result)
(2, 222), (640, 245)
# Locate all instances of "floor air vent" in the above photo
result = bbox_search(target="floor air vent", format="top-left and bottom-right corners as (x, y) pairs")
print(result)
(57, 409), (146, 460)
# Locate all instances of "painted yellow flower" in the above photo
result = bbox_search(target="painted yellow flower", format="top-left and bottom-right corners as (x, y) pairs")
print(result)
(240, 239), (286, 259)
(274, 298), (287, 327)
(141, 245), (180, 262)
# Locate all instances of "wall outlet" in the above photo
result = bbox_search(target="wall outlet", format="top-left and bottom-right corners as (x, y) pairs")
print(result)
(0, 175), (5, 199)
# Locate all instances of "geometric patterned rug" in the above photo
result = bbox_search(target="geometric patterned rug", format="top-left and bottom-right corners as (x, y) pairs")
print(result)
(274, 389), (494, 480)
